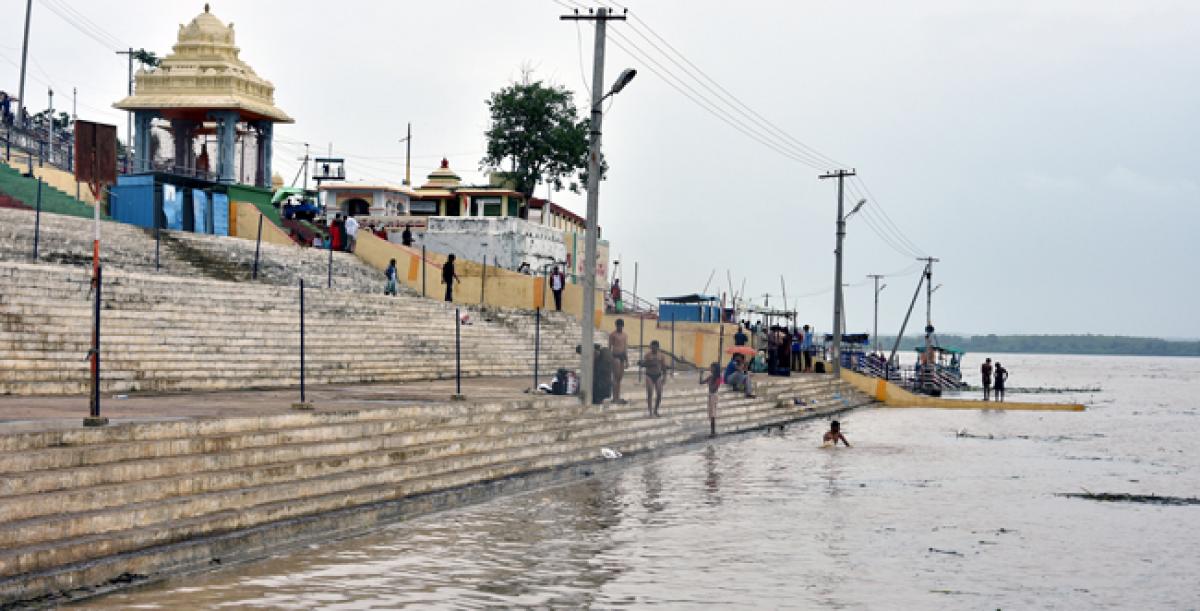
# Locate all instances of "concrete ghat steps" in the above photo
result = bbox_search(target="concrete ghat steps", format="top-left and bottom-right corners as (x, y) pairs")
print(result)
(0, 387), (847, 519)
(0, 261), (597, 395)
(0, 377), (868, 596)
(0, 391), (814, 552)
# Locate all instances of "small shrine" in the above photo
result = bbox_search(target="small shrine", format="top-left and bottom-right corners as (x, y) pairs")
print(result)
(113, 4), (291, 187)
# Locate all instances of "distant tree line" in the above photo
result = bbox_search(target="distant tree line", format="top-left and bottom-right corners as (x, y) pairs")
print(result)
(875, 334), (1200, 357)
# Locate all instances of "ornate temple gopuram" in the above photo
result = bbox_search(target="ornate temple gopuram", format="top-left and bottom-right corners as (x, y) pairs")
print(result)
(108, 4), (292, 237)
(113, 4), (291, 187)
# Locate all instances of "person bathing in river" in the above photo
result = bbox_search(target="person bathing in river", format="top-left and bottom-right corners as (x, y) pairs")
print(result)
(640, 340), (669, 417)
(700, 362), (721, 437)
(993, 362), (1008, 402)
(823, 420), (851, 447)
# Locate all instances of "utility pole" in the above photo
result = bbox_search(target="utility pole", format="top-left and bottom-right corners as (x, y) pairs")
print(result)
(17, 0), (32, 127)
(560, 6), (626, 405)
(46, 88), (53, 162)
(72, 87), (77, 120)
(302, 143), (310, 190)
(819, 169), (856, 376)
(867, 274), (886, 354)
(400, 122), (412, 186)
(918, 256), (939, 388)
(116, 49), (135, 161)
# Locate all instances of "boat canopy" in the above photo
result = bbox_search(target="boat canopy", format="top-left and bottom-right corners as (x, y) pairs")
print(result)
(658, 294), (719, 304)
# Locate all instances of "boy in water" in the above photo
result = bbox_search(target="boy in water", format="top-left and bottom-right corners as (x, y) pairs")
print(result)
(823, 420), (851, 447)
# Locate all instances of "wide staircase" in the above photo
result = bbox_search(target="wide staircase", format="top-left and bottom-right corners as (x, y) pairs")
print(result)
(0, 374), (871, 606)
(0, 206), (389, 295)
(0, 261), (597, 396)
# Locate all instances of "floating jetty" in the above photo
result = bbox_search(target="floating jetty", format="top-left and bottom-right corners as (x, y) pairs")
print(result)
(840, 370), (1086, 411)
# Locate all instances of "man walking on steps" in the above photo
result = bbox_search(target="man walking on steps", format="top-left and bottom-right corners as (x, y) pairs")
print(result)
(549, 266), (565, 311)
(343, 214), (359, 253)
(981, 357), (993, 401)
(609, 319), (629, 404)
(442, 254), (461, 302)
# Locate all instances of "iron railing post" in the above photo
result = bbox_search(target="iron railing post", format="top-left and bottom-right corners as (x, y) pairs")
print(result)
(32, 177), (41, 261)
(534, 307), (541, 390)
(252, 213), (263, 280)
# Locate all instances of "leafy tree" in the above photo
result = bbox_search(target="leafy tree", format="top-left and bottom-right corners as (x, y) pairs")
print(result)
(132, 49), (162, 69)
(481, 75), (596, 198)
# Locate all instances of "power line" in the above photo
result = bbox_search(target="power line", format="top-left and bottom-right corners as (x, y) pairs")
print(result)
(37, 0), (126, 51)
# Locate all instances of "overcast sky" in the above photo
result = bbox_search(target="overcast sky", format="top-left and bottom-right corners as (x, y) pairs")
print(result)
(3, 0), (1198, 338)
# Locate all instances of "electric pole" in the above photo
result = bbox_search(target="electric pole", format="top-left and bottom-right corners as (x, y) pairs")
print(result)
(560, 6), (626, 405)
(819, 169), (856, 376)
(46, 87), (53, 161)
(17, 0), (33, 127)
(918, 256), (939, 388)
(116, 48), (136, 161)
(867, 274), (886, 354)
(400, 122), (412, 186)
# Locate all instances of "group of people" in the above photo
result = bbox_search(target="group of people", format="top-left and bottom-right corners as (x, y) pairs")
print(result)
(980, 358), (1009, 401)
(310, 218), (419, 251)
(733, 322), (819, 375)
(313, 214), (359, 252)
(607, 319), (670, 417)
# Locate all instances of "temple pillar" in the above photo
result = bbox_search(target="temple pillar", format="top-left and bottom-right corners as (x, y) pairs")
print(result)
(169, 119), (195, 175)
(133, 110), (157, 173)
(255, 120), (274, 189)
(210, 110), (239, 184)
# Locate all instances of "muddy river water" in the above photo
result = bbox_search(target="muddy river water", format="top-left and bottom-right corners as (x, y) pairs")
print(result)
(79, 354), (1199, 609)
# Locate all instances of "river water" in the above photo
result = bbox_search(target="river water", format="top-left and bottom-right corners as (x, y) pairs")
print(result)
(80, 354), (1199, 609)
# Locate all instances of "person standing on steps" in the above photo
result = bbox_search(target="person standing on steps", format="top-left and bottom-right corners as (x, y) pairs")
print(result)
(330, 215), (343, 252)
(401, 224), (413, 247)
(640, 340), (669, 417)
(801, 324), (815, 372)
(343, 214), (359, 253)
(700, 362), (722, 437)
(981, 357), (993, 401)
(442, 254), (461, 302)
(734, 325), (748, 347)
(993, 362), (1008, 402)
(609, 319), (629, 404)
(549, 266), (566, 311)
(384, 258), (398, 296)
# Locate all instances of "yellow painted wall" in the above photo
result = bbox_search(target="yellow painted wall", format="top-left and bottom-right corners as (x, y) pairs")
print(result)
(355, 232), (606, 323)
(230, 201), (292, 246)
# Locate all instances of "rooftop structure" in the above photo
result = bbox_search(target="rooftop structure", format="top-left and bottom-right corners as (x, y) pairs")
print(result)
(113, 4), (291, 187)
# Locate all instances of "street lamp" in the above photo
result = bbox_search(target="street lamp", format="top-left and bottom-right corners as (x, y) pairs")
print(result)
(578, 66), (637, 405)
(830, 197), (866, 376)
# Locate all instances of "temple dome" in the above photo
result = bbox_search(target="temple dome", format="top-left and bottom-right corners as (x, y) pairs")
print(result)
(113, 4), (292, 124)
(422, 158), (462, 189)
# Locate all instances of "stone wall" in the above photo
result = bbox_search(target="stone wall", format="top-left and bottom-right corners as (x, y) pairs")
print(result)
(422, 216), (568, 272)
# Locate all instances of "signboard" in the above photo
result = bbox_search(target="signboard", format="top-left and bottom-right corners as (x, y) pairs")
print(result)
(73, 120), (118, 188)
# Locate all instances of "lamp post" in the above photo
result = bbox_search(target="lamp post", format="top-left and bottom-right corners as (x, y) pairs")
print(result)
(828, 193), (865, 376)
(868, 274), (887, 353)
(577, 58), (636, 404)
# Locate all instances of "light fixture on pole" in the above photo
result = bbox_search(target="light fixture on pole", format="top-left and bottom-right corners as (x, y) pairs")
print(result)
(561, 6), (633, 405)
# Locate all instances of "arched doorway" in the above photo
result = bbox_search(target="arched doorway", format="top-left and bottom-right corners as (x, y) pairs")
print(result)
(346, 198), (370, 216)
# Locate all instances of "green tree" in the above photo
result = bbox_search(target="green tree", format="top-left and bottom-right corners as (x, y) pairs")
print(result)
(481, 76), (594, 198)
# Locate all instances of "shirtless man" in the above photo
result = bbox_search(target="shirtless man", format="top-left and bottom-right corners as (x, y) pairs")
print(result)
(609, 319), (629, 404)
(640, 340), (669, 417)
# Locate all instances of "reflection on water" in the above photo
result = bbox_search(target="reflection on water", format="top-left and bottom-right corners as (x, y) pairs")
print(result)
(79, 355), (1200, 609)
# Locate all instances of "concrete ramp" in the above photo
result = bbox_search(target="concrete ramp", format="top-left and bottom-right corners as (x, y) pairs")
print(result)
(840, 370), (1085, 412)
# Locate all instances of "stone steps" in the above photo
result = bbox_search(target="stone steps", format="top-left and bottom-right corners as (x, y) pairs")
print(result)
(0, 260), (593, 395)
(0, 375), (869, 604)
(0, 377), (862, 581)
